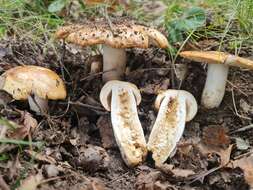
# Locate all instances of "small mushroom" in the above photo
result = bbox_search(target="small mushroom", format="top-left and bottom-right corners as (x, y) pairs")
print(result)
(100, 80), (146, 167)
(0, 66), (66, 114)
(55, 20), (169, 82)
(180, 51), (253, 108)
(147, 90), (197, 166)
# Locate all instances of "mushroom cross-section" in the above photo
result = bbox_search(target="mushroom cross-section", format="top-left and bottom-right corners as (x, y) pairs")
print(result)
(55, 20), (169, 82)
(180, 51), (253, 109)
(0, 66), (66, 114)
(100, 80), (146, 167)
(147, 90), (198, 166)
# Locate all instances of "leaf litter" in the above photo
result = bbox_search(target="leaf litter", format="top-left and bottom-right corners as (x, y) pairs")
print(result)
(0, 24), (253, 190)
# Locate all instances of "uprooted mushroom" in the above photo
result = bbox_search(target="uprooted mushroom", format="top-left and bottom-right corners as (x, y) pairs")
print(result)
(147, 90), (198, 166)
(0, 66), (66, 114)
(100, 80), (147, 167)
(180, 51), (253, 109)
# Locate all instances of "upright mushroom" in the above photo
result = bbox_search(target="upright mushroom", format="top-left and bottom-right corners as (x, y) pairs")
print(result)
(147, 90), (198, 166)
(100, 80), (146, 167)
(55, 20), (169, 82)
(56, 20), (169, 166)
(180, 51), (253, 108)
(0, 66), (66, 114)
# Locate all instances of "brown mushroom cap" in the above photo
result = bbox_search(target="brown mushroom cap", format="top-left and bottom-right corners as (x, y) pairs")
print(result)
(55, 20), (169, 49)
(180, 51), (253, 70)
(1, 66), (66, 100)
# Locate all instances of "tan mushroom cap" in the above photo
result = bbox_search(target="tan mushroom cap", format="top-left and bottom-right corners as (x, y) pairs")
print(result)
(180, 51), (253, 70)
(0, 66), (66, 100)
(55, 20), (169, 49)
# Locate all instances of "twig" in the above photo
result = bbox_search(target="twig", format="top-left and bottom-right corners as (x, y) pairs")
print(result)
(231, 88), (251, 120)
(68, 101), (105, 111)
(230, 124), (253, 134)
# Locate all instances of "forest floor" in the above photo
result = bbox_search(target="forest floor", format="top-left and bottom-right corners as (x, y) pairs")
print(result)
(0, 1), (253, 190)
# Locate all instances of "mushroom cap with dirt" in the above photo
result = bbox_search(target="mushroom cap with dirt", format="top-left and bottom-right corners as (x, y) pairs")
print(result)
(100, 80), (146, 167)
(0, 66), (66, 114)
(55, 20), (169, 82)
(147, 89), (198, 166)
(179, 51), (253, 109)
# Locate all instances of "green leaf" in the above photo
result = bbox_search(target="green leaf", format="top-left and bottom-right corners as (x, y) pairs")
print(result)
(48, 0), (68, 13)
(165, 6), (206, 43)
(0, 154), (9, 161)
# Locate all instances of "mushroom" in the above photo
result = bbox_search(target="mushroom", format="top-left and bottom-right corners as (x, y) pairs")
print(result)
(180, 51), (253, 108)
(0, 66), (66, 114)
(55, 20), (169, 82)
(100, 80), (146, 167)
(147, 90), (197, 166)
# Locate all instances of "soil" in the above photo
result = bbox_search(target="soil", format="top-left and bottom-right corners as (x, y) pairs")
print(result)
(0, 37), (252, 190)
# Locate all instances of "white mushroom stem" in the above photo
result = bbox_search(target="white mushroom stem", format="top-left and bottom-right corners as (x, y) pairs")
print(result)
(28, 95), (48, 114)
(100, 80), (146, 167)
(201, 64), (229, 109)
(102, 45), (127, 82)
(148, 90), (197, 166)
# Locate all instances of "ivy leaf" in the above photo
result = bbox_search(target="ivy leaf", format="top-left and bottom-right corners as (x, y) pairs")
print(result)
(48, 0), (68, 13)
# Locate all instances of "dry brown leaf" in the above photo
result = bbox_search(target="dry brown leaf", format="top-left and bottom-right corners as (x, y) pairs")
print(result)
(97, 115), (116, 149)
(25, 150), (57, 164)
(197, 143), (233, 166)
(135, 170), (162, 190)
(202, 126), (230, 149)
(228, 156), (253, 188)
(18, 173), (43, 190)
(87, 178), (108, 190)
(158, 164), (195, 178)
(8, 111), (37, 139)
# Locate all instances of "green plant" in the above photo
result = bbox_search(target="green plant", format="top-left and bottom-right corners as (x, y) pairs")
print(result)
(165, 5), (206, 43)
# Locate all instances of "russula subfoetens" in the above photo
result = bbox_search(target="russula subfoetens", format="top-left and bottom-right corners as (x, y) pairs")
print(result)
(0, 66), (66, 114)
(147, 90), (198, 166)
(55, 20), (169, 82)
(180, 51), (253, 109)
(100, 80), (146, 167)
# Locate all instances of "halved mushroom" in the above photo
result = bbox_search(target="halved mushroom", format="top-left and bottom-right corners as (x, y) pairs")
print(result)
(55, 20), (169, 82)
(0, 66), (66, 114)
(100, 80), (146, 167)
(147, 90), (198, 166)
(180, 51), (253, 109)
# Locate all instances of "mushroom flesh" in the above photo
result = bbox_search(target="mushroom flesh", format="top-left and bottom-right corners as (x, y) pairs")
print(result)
(148, 89), (198, 166)
(100, 80), (146, 167)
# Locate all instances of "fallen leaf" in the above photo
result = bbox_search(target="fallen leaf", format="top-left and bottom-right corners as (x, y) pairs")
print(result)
(25, 150), (57, 164)
(18, 173), (43, 190)
(97, 115), (116, 149)
(228, 155), (253, 188)
(8, 111), (37, 140)
(158, 164), (195, 178)
(202, 125), (230, 149)
(197, 143), (233, 166)
(135, 170), (162, 190)
(87, 178), (108, 190)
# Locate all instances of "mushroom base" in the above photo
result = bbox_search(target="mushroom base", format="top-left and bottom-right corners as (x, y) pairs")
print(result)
(28, 95), (48, 114)
(201, 64), (229, 109)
